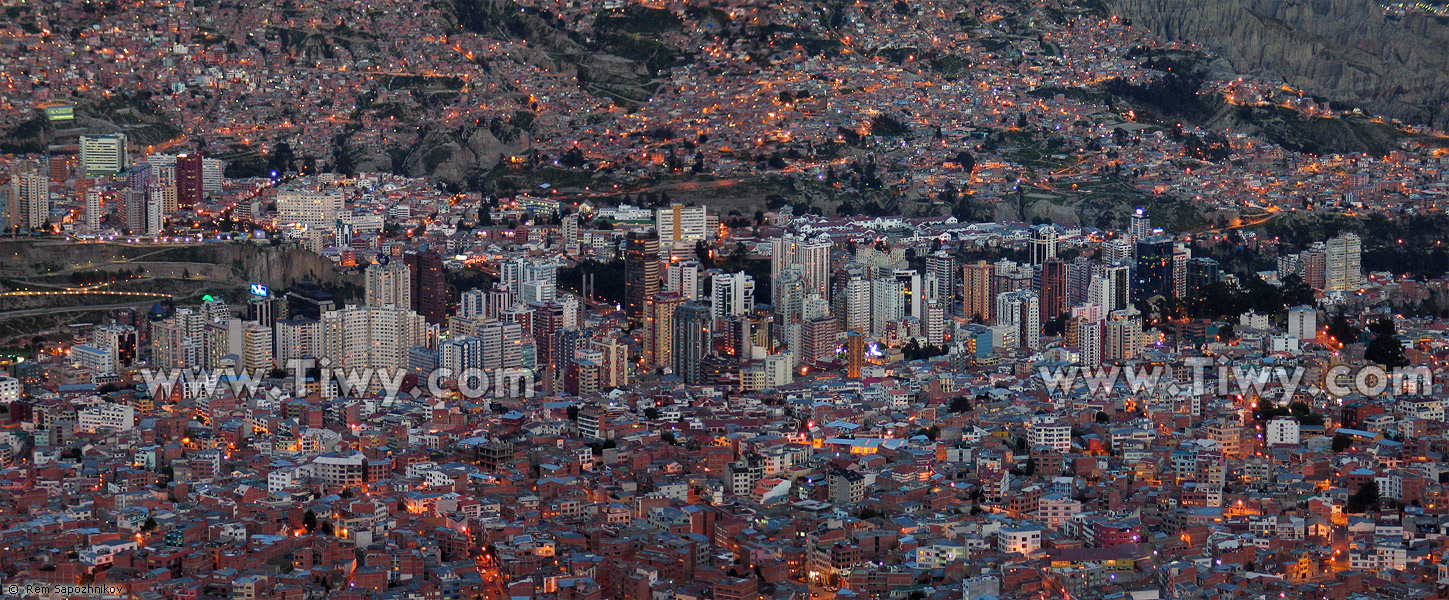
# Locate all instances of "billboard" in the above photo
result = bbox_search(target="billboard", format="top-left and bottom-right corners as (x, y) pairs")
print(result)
(249, 283), (269, 297)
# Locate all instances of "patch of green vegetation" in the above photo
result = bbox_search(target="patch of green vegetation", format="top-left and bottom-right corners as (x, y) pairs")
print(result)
(929, 54), (970, 75)
(778, 37), (843, 56)
(978, 38), (1012, 53)
(422, 146), (453, 172)
(1027, 86), (1109, 104)
(595, 6), (683, 35)
(382, 75), (465, 90)
(594, 32), (682, 74)
(510, 110), (535, 130)
(1231, 104), (1403, 157)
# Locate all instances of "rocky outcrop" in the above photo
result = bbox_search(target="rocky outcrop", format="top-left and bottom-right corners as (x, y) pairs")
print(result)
(1107, 0), (1449, 126)
(400, 124), (532, 184)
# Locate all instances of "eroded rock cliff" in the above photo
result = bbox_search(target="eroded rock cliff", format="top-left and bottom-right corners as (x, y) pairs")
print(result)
(1107, 0), (1449, 126)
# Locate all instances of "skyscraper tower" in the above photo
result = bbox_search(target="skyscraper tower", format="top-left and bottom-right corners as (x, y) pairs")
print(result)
(846, 331), (865, 379)
(625, 230), (661, 329)
(995, 290), (1041, 350)
(1029, 224), (1058, 265)
(1325, 233), (1363, 292)
(404, 250), (446, 325)
(1133, 236), (1174, 301)
(1129, 207), (1151, 241)
(961, 261), (995, 323)
(365, 259), (412, 309)
(673, 301), (714, 384)
(176, 153), (203, 207)
(923, 250), (956, 312)
(1040, 259), (1066, 325)
(643, 292), (684, 373)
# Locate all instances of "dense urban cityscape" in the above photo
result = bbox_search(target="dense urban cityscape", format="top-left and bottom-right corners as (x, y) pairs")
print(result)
(2, 0), (1449, 599)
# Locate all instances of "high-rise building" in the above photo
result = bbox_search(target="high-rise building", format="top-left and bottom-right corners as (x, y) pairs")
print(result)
(1172, 243), (1191, 299)
(770, 233), (832, 302)
(151, 163), (178, 213)
(277, 188), (344, 229)
(1066, 257), (1093, 306)
(924, 251), (956, 312)
(1326, 233), (1363, 292)
(839, 275), (871, 335)
(1185, 257), (1220, 296)
(561, 213), (580, 255)
(1029, 225), (1058, 265)
(1302, 245), (1327, 290)
(144, 189), (164, 235)
(404, 250), (446, 325)
(666, 259), (702, 300)
(176, 153), (203, 207)
(285, 282), (337, 321)
(242, 322), (274, 372)
(1287, 306), (1317, 341)
(625, 231), (661, 329)
(1104, 308), (1142, 361)
(846, 331), (865, 379)
(673, 301), (713, 384)
(799, 315), (839, 364)
(654, 203), (709, 245)
(529, 301), (568, 367)
(1102, 264), (1130, 312)
(995, 290), (1041, 350)
(480, 320), (524, 370)
(710, 271), (755, 319)
(870, 277), (904, 336)
(17, 170), (48, 229)
(90, 323), (138, 369)
(1076, 317), (1103, 366)
(1039, 259), (1066, 325)
(643, 292), (684, 373)
(201, 158), (225, 194)
(84, 188), (103, 230)
(459, 288), (487, 320)
(923, 300), (945, 346)
(1128, 207), (1151, 241)
(894, 269), (923, 320)
(962, 261), (995, 322)
(275, 318), (323, 365)
(591, 336), (629, 388)
(364, 260), (412, 309)
(321, 305), (434, 372)
(0, 176), (17, 233)
(79, 134), (130, 175)
(1133, 236), (1174, 300)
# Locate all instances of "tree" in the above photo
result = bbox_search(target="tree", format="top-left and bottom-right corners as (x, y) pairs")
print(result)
(1216, 323), (1235, 342)
(1024, 456), (1037, 476)
(1326, 313), (1359, 346)
(643, 407), (659, 420)
(567, 405), (579, 421)
(1364, 318), (1408, 367)
(302, 509), (318, 533)
(955, 150), (975, 172)
(1332, 433), (1353, 453)
(1346, 481), (1380, 513)
(1095, 411), (1110, 424)
(948, 396), (972, 413)
(142, 516), (158, 531)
